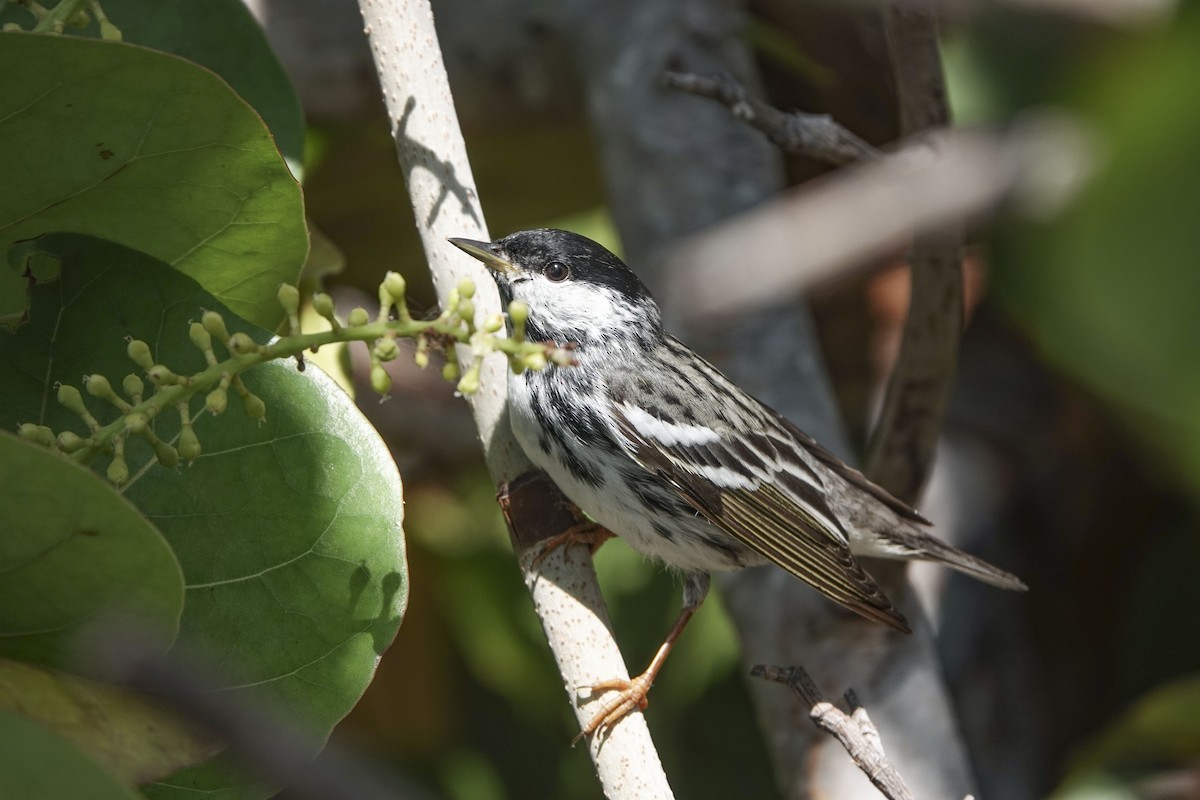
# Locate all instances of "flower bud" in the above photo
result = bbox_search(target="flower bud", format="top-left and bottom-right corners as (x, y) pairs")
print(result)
(227, 332), (256, 355)
(370, 363), (392, 394)
(522, 352), (547, 372)
(482, 314), (504, 333)
(147, 365), (178, 386)
(98, 18), (122, 41)
(189, 321), (212, 352)
(57, 384), (87, 415)
(374, 337), (399, 362)
(127, 339), (154, 370)
(458, 278), (476, 299)
(242, 392), (266, 422)
(508, 301), (529, 340)
(206, 387), (228, 415)
(414, 335), (430, 368)
(18, 423), (55, 447)
(277, 283), (300, 314)
(383, 272), (406, 302)
(86, 373), (116, 399)
(456, 367), (480, 395)
(123, 374), (144, 401)
(107, 454), (129, 485)
(154, 440), (179, 467)
(312, 293), (336, 322)
(201, 310), (230, 344)
(57, 431), (88, 453)
(179, 426), (201, 462)
(441, 361), (459, 382)
(347, 307), (369, 327)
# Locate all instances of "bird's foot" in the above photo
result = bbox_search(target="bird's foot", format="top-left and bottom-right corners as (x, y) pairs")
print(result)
(572, 673), (653, 745)
(529, 519), (615, 568)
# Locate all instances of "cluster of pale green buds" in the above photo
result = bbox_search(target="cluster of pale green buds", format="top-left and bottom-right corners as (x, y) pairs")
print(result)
(3, 0), (123, 39)
(351, 273), (574, 397)
(19, 272), (570, 485)
(19, 308), (271, 484)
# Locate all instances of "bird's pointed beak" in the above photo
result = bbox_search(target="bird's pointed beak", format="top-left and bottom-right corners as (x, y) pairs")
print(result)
(449, 237), (517, 275)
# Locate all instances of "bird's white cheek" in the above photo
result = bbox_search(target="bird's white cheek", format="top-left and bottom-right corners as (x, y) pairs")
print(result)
(512, 280), (634, 340)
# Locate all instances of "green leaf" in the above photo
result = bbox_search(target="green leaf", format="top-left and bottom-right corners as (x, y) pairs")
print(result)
(0, 0), (307, 172)
(0, 658), (221, 786)
(1053, 674), (1200, 799)
(0, 234), (407, 799)
(0, 710), (141, 800)
(0, 32), (307, 330)
(0, 432), (184, 667)
(992, 13), (1200, 494)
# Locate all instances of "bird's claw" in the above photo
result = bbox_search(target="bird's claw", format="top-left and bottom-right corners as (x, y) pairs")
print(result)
(529, 519), (615, 568)
(571, 673), (653, 745)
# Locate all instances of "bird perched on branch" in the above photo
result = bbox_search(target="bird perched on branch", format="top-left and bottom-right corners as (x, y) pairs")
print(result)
(451, 228), (1025, 741)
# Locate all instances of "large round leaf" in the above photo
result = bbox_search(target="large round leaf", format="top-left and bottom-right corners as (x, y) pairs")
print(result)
(0, 33), (307, 329)
(0, 0), (305, 172)
(0, 433), (184, 667)
(0, 234), (407, 799)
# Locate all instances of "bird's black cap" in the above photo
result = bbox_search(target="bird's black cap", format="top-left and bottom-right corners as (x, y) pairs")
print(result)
(452, 229), (653, 303)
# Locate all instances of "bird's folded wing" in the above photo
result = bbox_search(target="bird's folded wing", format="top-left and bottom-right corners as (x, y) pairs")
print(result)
(775, 416), (932, 526)
(611, 403), (910, 633)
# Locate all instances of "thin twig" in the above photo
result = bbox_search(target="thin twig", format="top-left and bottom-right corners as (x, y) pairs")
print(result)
(663, 70), (878, 166)
(752, 665), (915, 800)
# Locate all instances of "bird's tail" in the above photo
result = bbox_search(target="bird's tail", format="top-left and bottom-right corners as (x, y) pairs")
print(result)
(908, 532), (1026, 590)
(861, 527), (1027, 591)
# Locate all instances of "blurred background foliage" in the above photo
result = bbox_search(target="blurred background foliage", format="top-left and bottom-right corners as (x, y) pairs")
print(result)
(269, 0), (1200, 797)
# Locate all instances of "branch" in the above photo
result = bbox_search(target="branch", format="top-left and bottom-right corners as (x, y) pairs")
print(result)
(662, 116), (1091, 322)
(752, 665), (914, 800)
(355, 2), (674, 796)
(864, 0), (962, 501)
(662, 70), (878, 166)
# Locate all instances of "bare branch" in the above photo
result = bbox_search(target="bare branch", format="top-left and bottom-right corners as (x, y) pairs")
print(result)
(862, 0), (963, 501)
(662, 71), (878, 166)
(752, 665), (915, 800)
(356, 1), (675, 795)
(662, 117), (1091, 322)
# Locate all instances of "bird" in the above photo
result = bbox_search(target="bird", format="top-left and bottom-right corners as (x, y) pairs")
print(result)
(450, 228), (1025, 741)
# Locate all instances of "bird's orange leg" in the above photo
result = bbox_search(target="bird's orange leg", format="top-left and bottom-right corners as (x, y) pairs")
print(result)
(572, 602), (697, 744)
(529, 511), (616, 567)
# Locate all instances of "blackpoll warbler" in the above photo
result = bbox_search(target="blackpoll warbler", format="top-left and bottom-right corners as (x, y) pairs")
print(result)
(451, 229), (1025, 740)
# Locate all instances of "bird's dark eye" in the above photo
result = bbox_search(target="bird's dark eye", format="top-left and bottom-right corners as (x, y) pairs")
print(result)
(544, 261), (570, 282)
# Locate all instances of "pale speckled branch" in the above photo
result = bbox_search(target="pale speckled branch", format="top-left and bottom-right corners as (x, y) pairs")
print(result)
(752, 665), (915, 800)
(355, 1), (675, 795)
